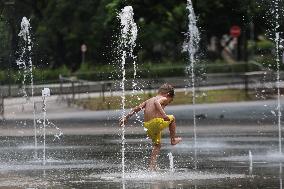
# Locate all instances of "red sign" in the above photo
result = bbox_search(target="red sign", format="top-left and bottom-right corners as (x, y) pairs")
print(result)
(230, 25), (241, 38)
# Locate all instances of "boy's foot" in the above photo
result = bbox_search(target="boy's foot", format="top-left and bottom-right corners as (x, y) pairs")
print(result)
(171, 137), (182, 145)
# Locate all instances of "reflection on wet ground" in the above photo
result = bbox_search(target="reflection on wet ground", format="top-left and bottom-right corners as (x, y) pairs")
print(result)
(0, 122), (283, 189)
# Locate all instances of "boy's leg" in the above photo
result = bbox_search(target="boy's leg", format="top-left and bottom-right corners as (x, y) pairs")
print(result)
(149, 143), (161, 171)
(169, 116), (182, 145)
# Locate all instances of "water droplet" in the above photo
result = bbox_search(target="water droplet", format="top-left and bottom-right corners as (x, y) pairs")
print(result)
(271, 110), (276, 116)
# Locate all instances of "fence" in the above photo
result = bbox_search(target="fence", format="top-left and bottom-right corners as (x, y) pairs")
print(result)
(0, 94), (3, 118)
(0, 70), (281, 99)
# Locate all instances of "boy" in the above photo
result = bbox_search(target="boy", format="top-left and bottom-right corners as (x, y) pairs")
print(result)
(119, 83), (182, 171)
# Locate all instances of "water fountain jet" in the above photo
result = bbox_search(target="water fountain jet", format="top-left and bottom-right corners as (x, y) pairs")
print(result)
(249, 150), (253, 175)
(184, 0), (200, 170)
(42, 87), (50, 165)
(118, 5), (138, 179)
(17, 17), (37, 158)
(273, 0), (282, 156)
(168, 152), (174, 173)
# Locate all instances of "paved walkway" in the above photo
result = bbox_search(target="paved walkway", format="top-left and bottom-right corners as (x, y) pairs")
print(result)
(2, 92), (282, 122)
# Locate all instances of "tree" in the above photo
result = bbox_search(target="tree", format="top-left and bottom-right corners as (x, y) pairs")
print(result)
(0, 0), (281, 71)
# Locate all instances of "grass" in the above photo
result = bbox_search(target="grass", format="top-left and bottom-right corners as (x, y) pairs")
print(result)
(75, 89), (258, 111)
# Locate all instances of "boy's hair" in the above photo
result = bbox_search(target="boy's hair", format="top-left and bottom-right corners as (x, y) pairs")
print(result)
(158, 83), (175, 97)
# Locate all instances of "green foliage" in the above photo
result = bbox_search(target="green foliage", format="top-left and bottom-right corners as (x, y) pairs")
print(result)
(253, 55), (284, 70)
(255, 38), (274, 54)
(205, 61), (263, 73)
(0, 0), (282, 73)
(0, 70), (5, 82)
(75, 62), (115, 80)
(0, 60), (267, 85)
(0, 66), (71, 85)
(0, 19), (10, 69)
(72, 61), (264, 81)
(34, 65), (71, 83)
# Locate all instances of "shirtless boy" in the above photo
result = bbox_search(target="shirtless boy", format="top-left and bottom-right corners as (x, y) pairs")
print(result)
(120, 83), (182, 171)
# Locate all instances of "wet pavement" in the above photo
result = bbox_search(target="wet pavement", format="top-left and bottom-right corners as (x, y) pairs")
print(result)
(0, 100), (284, 188)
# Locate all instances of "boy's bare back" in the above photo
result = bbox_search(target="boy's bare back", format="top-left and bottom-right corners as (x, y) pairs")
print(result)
(119, 83), (174, 126)
(143, 95), (170, 122)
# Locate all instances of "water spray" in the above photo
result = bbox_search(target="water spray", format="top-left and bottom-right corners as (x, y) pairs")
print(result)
(18, 17), (37, 158)
(118, 5), (138, 179)
(184, 0), (200, 170)
(42, 88), (50, 165)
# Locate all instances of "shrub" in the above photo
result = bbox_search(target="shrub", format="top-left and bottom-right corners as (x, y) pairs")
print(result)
(33, 65), (71, 83)
(256, 38), (274, 54)
(253, 55), (284, 70)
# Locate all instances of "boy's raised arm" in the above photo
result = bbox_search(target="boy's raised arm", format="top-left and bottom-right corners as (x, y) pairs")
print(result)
(119, 101), (146, 126)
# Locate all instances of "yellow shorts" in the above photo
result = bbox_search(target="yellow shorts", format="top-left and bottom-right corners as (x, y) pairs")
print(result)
(144, 115), (174, 145)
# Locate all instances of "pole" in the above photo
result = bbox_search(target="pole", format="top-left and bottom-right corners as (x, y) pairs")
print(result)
(81, 44), (87, 64)
(72, 81), (75, 103)
(82, 51), (85, 64)
(8, 54), (11, 97)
